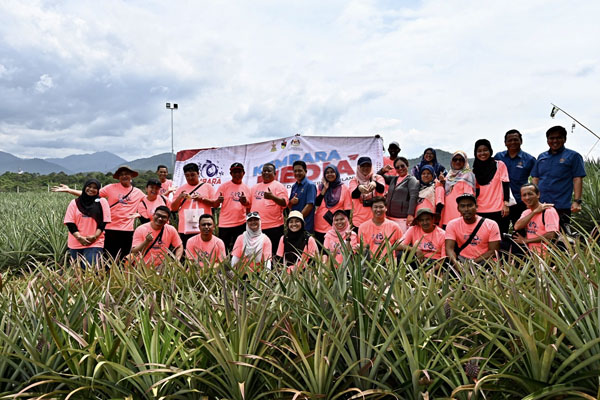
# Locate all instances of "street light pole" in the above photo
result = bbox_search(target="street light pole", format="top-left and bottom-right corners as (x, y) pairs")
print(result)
(166, 102), (178, 170)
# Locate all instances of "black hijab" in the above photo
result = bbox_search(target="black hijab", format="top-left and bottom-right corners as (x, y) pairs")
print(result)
(472, 139), (497, 186)
(75, 179), (104, 226)
(283, 217), (309, 266)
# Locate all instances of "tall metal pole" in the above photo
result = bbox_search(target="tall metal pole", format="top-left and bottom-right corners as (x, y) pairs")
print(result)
(170, 108), (174, 169)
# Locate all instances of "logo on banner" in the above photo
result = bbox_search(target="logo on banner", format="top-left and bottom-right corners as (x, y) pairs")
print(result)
(198, 159), (224, 184)
(291, 138), (301, 147)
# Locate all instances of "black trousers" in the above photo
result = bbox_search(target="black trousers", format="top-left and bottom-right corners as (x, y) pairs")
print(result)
(508, 202), (527, 233)
(263, 225), (284, 258)
(218, 224), (246, 253)
(477, 211), (509, 235)
(104, 229), (134, 261)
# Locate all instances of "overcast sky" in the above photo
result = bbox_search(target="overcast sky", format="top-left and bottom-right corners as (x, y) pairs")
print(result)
(1, 0), (599, 162)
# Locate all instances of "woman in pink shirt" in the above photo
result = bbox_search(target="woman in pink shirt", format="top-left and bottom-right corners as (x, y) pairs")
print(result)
(63, 179), (111, 266)
(436, 151), (476, 228)
(276, 211), (318, 273)
(322, 210), (358, 266)
(472, 139), (510, 234)
(314, 165), (351, 246)
(232, 212), (272, 271)
(349, 156), (385, 230)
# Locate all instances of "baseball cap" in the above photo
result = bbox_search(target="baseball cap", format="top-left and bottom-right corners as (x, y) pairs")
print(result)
(230, 162), (244, 171)
(388, 141), (400, 149)
(357, 156), (372, 166)
(456, 193), (477, 204)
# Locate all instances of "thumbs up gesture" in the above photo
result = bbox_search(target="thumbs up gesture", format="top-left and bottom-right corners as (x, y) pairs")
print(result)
(264, 187), (275, 200)
(217, 192), (224, 204)
(289, 192), (299, 206)
(239, 192), (248, 205)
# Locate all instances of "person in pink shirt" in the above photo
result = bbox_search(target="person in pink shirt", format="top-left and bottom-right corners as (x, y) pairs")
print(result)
(358, 196), (402, 260)
(232, 212), (272, 271)
(513, 183), (559, 254)
(276, 211), (318, 273)
(250, 163), (288, 256)
(377, 141), (401, 177)
(156, 165), (175, 196)
(171, 163), (218, 248)
(215, 163), (252, 252)
(473, 139), (511, 234)
(445, 193), (501, 265)
(135, 178), (170, 224)
(314, 165), (352, 246)
(398, 208), (446, 261)
(350, 157), (385, 230)
(322, 210), (358, 266)
(436, 151), (476, 228)
(63, 178), (111, 267)
(130, 206), (183, 267)
(186, 214), (226, 266)
(53, 165), (145, 261)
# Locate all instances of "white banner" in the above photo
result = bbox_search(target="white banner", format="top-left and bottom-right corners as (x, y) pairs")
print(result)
(173, 135), (384, 191)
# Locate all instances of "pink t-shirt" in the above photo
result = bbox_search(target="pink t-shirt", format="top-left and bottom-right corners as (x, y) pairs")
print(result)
(276, 235), (318, 272)
(99, 183), (145, 231)
(445, 216), (500, 259)
(64, 198), (112, 249)
(217, 180), (252, 228)
(520, 207), (560, 253)
(314, 185), (352, 234)
(160, 179), (173, 195)
(250, 181), (289, 230)
(323, 230), (358, 265)
(185, 235), (226, 266)
(476, 161), (509, 213)
(232, 234), (272, 271)
(383, 157), (399, 177)
(132, 223), (182, 266)
(173, 182), (216, 234)
(437, 181), (476, 226)
(358, 218), (402, 257)
(137, 195), (170, 221)
(349, 175), (386, 228)
(401, 225), (446, 259)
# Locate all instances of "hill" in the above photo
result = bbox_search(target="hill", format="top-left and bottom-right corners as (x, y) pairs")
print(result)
(46, 151), (127, 173)
(0, 151), (73, 174)
(118, 152), (172, 173)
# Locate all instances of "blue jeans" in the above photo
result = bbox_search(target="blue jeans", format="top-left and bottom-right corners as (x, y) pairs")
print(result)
(68, 247), (103, 268)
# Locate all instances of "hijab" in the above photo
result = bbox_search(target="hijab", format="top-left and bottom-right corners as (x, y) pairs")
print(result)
(243, 218), (265, 258)
(319, 165), (343, 208)
(283, 217), (309, 266)
(418, 165), (436, 205)
(472, 139), (497, 186)
(75, 179), (104, 226)
(445, 150), (476, 195)
(355, 162), (373, 185)
(413, 148), (446, 177)
(324, 210), (352, 242)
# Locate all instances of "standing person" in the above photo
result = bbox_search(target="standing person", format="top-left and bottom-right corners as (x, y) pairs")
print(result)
(445, 193), (501, 265)
(494, 129), (536, 229)
(215, 163), (252, 252)
(171, 163), (218, 249)
(288, 161), (317, 233)
(250, 163), (289, 256)
(380, 157), (419, 233)
(52, 166), (145, 260)
(185, 214), (226, 266)
(156, 165), (175, 196)
(314, 165), (352, 245)
(349, 157), (385, 230)
(378, 141), (401, 176)
(135, 178), (170, 224)
(275, 211), (318, 272)
(472, 139), (511, 234)
(358, 196), (402, 259)
(63, 179), (111, 266)
(232, 212), (272, 271)
(398, 208), (446, 261)
(410, 148), (447, 179)
(130, 206), (183, 266)
(322, 210), (358, 265)
(531, 125), (586, 230)
(437, 151), (476, 228)
(513, 183), (560, 254)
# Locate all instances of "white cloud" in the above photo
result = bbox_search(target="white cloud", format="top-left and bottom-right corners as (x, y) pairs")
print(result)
(35, 74), (54, 92)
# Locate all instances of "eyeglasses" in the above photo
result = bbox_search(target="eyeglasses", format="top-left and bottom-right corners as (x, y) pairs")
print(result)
(155, 214), (169, 220)
(395, 164), (407, 169)
(452, 158), (465, 162)
(246, 211), (260, 218)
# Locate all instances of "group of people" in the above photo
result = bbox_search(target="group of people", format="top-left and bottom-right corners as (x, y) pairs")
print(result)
(54, 125), (586, 270)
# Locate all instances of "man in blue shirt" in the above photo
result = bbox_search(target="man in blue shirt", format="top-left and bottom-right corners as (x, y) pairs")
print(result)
(531, 125), (586, 230)
(288, 160), (317, 233)
(494, 129), (536, 229)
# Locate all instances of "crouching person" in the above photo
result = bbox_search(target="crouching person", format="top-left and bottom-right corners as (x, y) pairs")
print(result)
(445, 193), (501, 266)
(397, 208), (446, 266)
(130, 206), (183, 267)
(185, 214), (226, 267)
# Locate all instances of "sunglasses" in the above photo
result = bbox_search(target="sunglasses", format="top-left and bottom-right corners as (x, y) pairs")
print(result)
(246, 211), (260, 218)
(452, 158), (465, 162)
(395, 164), (407, 169)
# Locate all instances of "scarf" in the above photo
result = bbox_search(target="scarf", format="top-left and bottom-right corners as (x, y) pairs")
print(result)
(445, 150), (476, 195)
(472, 139), (497, 186)
(243, 222), (265, 259)
(414, 148), (445, 176)
(283, 221), (308, 266)
(75, 179), (104, 226)
(319, 165), (343, 208)
(355, 165), (373, 186)
(418, 165), (436, 205)
(324, 214), (352, 243)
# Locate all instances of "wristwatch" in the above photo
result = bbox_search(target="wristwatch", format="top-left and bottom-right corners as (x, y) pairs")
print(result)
(574, 199), (583, 205)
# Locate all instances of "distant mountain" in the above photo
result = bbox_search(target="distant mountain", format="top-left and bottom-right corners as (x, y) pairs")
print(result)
(120, 153), (173, 173)
(0, 151), (73, 174)
(46, 151), (127, 173)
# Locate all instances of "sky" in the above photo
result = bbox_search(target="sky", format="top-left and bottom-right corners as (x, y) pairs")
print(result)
(1, 0), (599, 162)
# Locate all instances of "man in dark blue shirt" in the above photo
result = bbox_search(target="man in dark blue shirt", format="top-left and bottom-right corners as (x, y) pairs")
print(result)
(289, 160), (317, 233)
(531, 126), (586, 229)
(494, 129), (536, 229)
